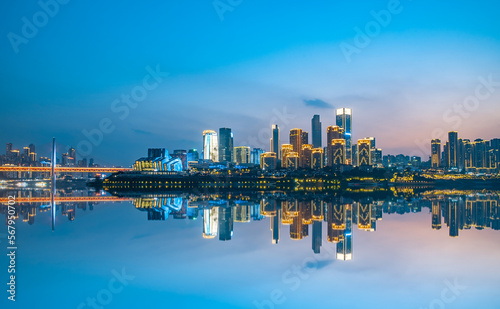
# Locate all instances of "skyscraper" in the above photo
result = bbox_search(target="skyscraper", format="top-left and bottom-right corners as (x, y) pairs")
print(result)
(448, 131), (458, 168)
(270, 125), (280, 159)
(285, 152), (299, 169)
(463, 140), (473, 169)
(336, 108), (352, 163)
(491, 138), (500, 170)
(69, 147), (76, 161)
(234, 146), (250, 164)
(281, 144), (293, 167)
(431, 139), (441, 168)
(327, 126), (344, 166)
(357, 139), (371, 166)
(300, 144), (313, 169)
(203, 130), (218, 162)
(311, 148), (324, 169)
(290, 129), (303, 154)
(301, 131), (309, 145)
(330, 139), (346, 166)
(6, 143), (12, 155)
(311, 115), (322, 149)
(218, 128), (234, 162)
(473, 139), (487, 168)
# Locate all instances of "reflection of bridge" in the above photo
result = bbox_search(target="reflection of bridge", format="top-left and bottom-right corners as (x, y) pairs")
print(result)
(0, 166), (133, 173)
(0, 196), (132, 204)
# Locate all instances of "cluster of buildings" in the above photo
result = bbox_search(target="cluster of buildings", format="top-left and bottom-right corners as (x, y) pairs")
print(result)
(2, 143), (96, 168)
(431, 132), (500, 173)
(194, 108), (383, 172)
(2, 143), (39, 166)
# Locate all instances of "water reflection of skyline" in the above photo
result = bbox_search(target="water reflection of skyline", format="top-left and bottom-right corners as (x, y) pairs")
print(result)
(2, 190), (499, 260)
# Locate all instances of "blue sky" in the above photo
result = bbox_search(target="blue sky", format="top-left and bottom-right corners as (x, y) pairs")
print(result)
(1, 0), (500, 166)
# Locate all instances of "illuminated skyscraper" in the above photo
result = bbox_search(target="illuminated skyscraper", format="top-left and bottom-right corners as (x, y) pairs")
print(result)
(311, 148), (324, 169)
(218, 128), (234, 162)
(234, 146), (251, 164)
(372, 148), (382, 166)
(23, 147), (30, 158)
(330, 139), (346, 166)
(357, 139), (371, 166)
(336, 108), (352, 162)
(69, 147), (76, 162)
(270, 124), (280, 159)
(301, 144), (313, 168)
(473, 139), (487, 168)
(327, 126), (344, 166)
(203, 130), (218, 162)
(290, 129), (303, 154)
(448, 131), (458, 168)
(463, 140), (473, 169)
(285, 152), (299, 170)
(281, 144), (293, 168)
(491, 138), (500, 170)
(431, 139), (441, 168)
(311, 115), (322, 148)
(301, 131), (309, 145)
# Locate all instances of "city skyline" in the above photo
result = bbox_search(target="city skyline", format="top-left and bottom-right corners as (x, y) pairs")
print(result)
(2, 2), (500, 166)
(2, 2), (500, 308)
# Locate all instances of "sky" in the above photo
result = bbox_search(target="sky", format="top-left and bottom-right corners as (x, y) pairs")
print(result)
(1, 0), (500, 166)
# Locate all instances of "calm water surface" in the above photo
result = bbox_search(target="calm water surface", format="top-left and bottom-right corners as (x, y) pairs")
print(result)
(1, 189), (499, 308)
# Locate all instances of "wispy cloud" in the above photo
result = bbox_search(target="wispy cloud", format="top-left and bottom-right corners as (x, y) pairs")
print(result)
(303, 98), (333, 109)
(132, 128), (154, 135)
